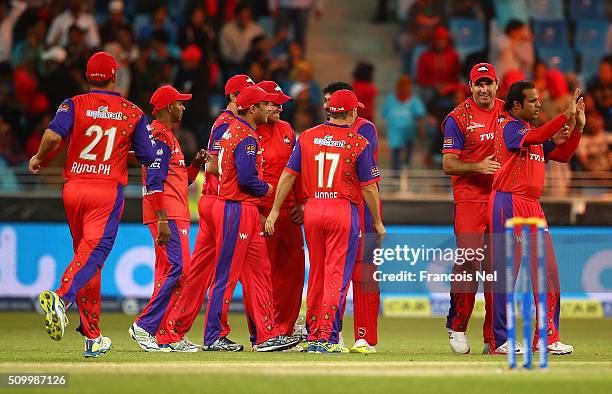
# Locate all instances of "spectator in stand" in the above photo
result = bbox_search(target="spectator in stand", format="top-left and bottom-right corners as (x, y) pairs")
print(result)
(219, 3), (264, 75)
(150, 30), (179, 81)
(0, 114), (21, 190)
(399, 0), (447, 73)
(103, 42), (130, 98)
(381, 75), (427, 170)
(286, 60), (320, 108)
(39, 46), (82, 111)
(352, 62), (377, 122)
(128, 41), (159, 111)
(449, 0), (486, 20)
(178, 5), (216, 60)
(587, 55), (612, 131)
(496, 69), (525, 100)
(100, 0), (130, 44)
(494, 19), (534, 81)
(285, 81), (321, 134)
(174, 45), (210, 146)
(0, 0), (27, 63)
(64, 25), (90, 71)
(268, 0), (323, 53)
(12, 22), (45, 69)
(136, 4), (178, 45)
(271, 40), (303, 82)
(416, 26), (460, 103)
(576, 94), (611, 172)
(46, 0), (100, 49)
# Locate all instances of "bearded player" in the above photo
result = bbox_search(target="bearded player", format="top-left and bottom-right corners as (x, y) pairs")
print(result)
(488, 83), (583, 355)
(29, 52), (156, 357)
(442, 63), (504, 354)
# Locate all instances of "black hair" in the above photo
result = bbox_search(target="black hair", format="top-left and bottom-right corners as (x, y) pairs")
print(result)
(322, 81), (354, 95)
(504, 19), (525, 35)
(601, 55), (612, 65)
(88, 78), (114, 88)
(152, 30), (169, 44)
(330, 111), (350, 120)
(352, 62), (374, 82)
(504, 80), (535, 112)
(237, 108), (248, 116)
(235, 2), (252, 14)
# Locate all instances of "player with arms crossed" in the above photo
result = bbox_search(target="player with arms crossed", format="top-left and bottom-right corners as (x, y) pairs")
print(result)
(441, 63), (504, 354)
(203, 85), (300, 352)
(265, 90), (385, 353)
(29, 52), (156, 357)
(129, 85), (206, 352)
(321, 81), (382, 354)
(489, 83), (583, 355)
(154, 75), (254, 352)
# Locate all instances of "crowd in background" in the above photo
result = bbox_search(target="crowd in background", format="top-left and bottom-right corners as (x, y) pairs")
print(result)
(0, 0), (610, 192)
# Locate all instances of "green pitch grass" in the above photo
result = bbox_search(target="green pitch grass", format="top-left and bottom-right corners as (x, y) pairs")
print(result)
(1, 312), (611, 393)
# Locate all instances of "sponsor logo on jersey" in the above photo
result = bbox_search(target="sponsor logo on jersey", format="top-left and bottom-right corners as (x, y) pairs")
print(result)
(238, 232), (248, 240)
(466, 122), (485, 130)
(85, 106), (124, 120)
(518, 127), (528, 135)
(245, 144), (257, 155)
(156, 148), (164, 155)
(443, 137), (454, 148)
(283, 136), (291, 145)
(57, 103), (71, 113)
(180, 228), (187, 236)
(371, 166), (380, 178)
(213, 139), (221, 150)
(313, 135), (345, 148)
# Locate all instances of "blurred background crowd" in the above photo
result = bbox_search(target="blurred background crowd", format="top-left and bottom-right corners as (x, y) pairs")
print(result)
(0, 0), (610, 192)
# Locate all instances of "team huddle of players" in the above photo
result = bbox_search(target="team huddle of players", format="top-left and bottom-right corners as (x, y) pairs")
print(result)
(29, 52), (584, 358)
(29, 51), (384, 357)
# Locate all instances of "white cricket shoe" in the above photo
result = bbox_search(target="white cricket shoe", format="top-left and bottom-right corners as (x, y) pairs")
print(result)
(547, 341), (573, 355)
(129, 323), (161, 352)
(350, 339), (377, 354)
(448, 330), (470, 354)
(494, 340), (524, 355)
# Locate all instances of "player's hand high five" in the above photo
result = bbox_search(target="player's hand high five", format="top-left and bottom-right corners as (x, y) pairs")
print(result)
(575, 97), (586, 130)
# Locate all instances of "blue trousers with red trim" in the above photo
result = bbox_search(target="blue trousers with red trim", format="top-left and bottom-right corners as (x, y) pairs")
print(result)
(304, 199), (360, 343)
(135, 219), (190, 336)
(486, 191), (561, 350)
(56, 180), (124, 339)
(203, 200), (279, 346)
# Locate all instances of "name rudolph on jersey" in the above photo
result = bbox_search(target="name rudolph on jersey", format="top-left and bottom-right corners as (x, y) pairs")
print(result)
(70, 161), (111, 175)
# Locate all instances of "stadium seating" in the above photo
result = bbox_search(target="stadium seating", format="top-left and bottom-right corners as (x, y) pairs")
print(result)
(528, 0), (564, 21)
(570, 0), (606, 21)
(532, 20), (569, 47)
(537, 46), (576, 72)
(574, 20), (610, 54)
(449, 18), (486, 61)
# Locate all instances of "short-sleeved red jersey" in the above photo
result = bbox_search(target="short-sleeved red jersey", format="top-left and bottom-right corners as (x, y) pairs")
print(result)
(257, 120), (297, 209)
(442, 98), (505, 202)
(286, 122), (380, 205)
(202, 110), (236, 196)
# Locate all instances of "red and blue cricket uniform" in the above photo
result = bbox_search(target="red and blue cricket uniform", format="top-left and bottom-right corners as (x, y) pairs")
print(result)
(156, 110), (237, 345)
(257, 119), (305, 337)
(285, 122), (380, 343)
(135, 120), (200, 337)
(442, 98), (504, 342)
(488, 112), (580, 350)
(350, 116), (382, 346)
(47, 90), (155, 339)
(203, 117), (280, 346)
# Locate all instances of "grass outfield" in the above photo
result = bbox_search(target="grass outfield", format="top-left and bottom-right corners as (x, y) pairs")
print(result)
(0, 312), (611, 393)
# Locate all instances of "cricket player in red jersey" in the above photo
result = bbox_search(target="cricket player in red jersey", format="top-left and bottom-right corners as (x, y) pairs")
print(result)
(155, 75), (254, 353)
(203, 85), (300, 352)
(128, 85), (206, 353)
(255, 80), (305, 341)
(321, 81), (381, 354)
(488, 82), (583, 355)
(265, 90), (385, 354)
(441, 63), (504, 354)
(28, 52), (156, 358)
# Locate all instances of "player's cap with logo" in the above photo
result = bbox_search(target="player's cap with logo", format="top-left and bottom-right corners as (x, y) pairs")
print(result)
(328, 89), (364, 113)
(150, 85), (192, 114)
(235, 86), (276, 110)
(255, 81), (292, 104)
(86, 51), (119, 82)
(225, 74), (255, 95)
(470, 63), (497, 83)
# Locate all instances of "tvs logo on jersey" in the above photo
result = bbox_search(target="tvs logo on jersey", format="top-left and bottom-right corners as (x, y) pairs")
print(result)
(480, 133), (494, 141)
(245, 144), (257, 155)
(443, 137), (454, 148)
(86, 106), (124, 120)
(283, 136), (291, 146)
(57, 103), (71, 113)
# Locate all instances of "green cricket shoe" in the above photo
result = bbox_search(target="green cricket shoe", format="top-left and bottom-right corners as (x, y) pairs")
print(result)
(39, 290), (68, 341)
(318, 341), (349, 354)
(83, 336), (112, 358)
